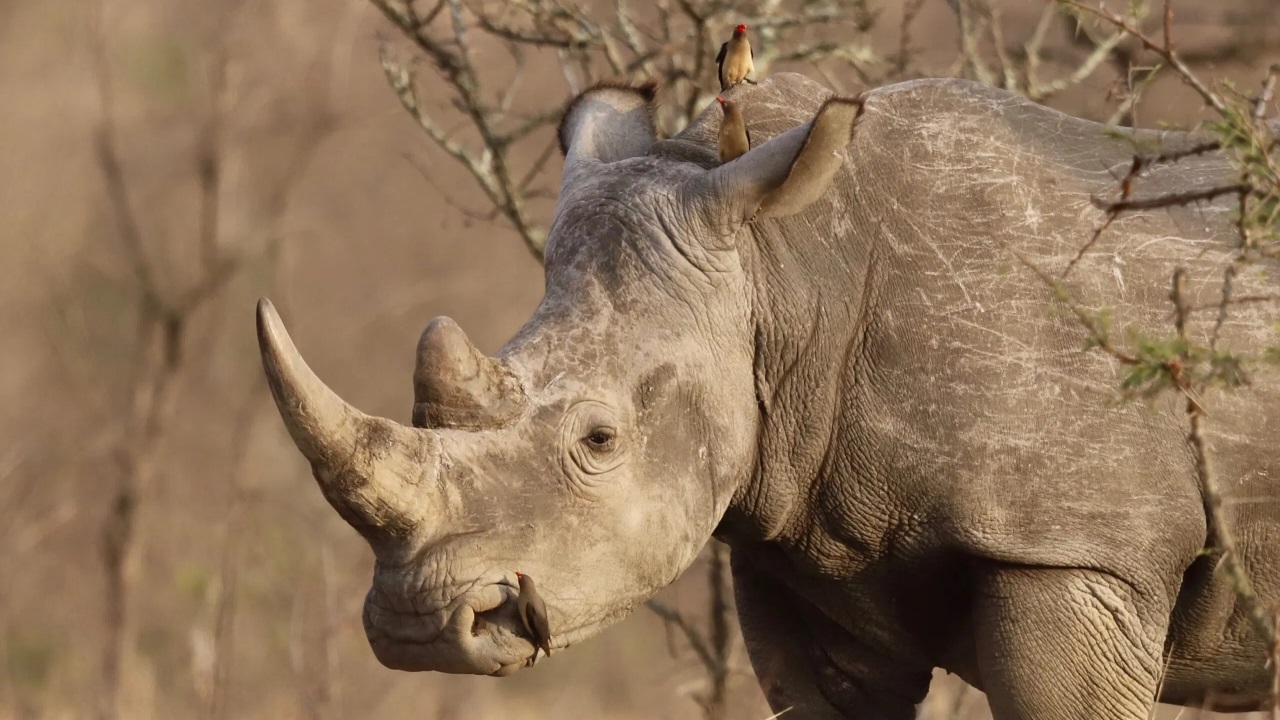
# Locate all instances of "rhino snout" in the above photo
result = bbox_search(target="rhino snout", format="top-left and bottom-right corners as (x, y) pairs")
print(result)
(362, 578), (533, 675)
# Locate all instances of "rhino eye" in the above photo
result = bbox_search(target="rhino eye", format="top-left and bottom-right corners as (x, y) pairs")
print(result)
(584, 427), (616, 451)
(562, 401), (627, 477)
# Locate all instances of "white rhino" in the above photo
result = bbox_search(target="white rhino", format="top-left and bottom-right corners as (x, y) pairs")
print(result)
(255, 73), (1280, 718)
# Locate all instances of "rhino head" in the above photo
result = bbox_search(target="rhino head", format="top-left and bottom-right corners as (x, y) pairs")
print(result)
(257, 74), (860, 675)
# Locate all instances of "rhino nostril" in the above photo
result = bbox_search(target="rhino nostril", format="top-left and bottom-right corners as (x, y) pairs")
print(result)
(472, 605), (502, 637)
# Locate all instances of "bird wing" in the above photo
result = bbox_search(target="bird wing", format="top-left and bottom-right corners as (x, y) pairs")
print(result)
(745, 126), (752, 150)
(529, 596), (552, 650)
(715, 41), (728, 67)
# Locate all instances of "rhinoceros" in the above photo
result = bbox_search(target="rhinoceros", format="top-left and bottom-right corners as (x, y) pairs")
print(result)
(255, 73), (1280, 719)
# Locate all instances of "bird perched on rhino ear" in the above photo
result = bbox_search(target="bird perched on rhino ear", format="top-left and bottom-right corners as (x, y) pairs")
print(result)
(716, 97), (751, 164)
(716, 23), (756, 92)
(514, 571), (552, 666)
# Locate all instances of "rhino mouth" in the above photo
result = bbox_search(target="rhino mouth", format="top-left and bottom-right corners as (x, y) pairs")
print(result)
(362, 579), (528, 675)
(362, 578), (632, 676)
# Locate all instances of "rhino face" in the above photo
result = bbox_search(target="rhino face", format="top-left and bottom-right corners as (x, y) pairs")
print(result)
(256, 78), (861, 675)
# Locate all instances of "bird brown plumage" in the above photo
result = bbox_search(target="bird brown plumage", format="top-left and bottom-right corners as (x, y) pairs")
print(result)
(515, 571), (552, 666)
(716, 24), (756, 91)
(716, 97), (751, 164)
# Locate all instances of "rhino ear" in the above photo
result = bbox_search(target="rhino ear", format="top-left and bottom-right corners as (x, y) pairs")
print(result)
(703, 96), (862, 223)
(558, 80), (659, 180)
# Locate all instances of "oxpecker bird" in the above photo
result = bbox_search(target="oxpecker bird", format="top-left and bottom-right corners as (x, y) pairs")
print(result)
(514, 571), (552, 666)
(716, 97), (751, 163)
(716, 24), (756, 91)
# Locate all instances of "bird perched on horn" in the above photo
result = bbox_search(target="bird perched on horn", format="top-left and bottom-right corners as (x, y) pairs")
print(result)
(716, 97), (751, 163)
(716, 24), (756, 91)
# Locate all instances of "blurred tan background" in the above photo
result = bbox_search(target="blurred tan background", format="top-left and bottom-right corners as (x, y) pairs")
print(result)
(2, 0), (1278, 718)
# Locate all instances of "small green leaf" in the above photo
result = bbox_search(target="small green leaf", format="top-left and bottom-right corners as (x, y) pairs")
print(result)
(1208, 352), (1251, 388)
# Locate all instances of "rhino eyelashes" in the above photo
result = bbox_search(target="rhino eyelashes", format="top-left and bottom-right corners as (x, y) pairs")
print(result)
(584, 426), (617, 451)
(569, 429), (628, 477)
(559, 400), (629, 480)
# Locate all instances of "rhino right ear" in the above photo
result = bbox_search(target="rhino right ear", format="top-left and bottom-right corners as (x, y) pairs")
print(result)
(698, 96), (863, 227)
(557, 80), (659, 182)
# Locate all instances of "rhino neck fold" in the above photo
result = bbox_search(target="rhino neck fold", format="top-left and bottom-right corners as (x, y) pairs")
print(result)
(719, 210), (878, 547)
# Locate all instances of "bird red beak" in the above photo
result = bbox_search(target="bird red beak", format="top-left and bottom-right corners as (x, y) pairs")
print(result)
(716, 97), (725, 105)
(736, 24), (746, 32)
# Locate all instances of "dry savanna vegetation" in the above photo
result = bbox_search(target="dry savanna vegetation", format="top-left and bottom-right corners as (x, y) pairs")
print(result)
(1, 0), (1278, 718)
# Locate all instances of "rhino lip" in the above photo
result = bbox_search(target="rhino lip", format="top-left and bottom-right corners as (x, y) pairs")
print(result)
(363, 579), (617, 675)
(363, 580), (530, 674)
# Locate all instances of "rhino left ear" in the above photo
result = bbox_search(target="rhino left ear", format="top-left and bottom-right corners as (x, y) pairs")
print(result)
(558, 80), (659, 182)
(701, 96), (862, 223)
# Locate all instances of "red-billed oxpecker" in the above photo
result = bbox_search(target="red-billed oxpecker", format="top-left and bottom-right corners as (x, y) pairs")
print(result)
(515, 571), (552, 666)
(716, 96), (751, 163)
(716, 24), (756, 91)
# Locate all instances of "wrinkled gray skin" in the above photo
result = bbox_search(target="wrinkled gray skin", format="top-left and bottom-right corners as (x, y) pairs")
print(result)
(256, 73), (1280, 719)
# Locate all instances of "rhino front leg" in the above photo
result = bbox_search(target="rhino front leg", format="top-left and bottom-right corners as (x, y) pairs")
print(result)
(974, 566), (1169, 720)
(731, 552), (930, 719)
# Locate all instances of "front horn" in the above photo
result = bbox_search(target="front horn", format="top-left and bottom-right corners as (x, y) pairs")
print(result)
(256, 298), (435, 542)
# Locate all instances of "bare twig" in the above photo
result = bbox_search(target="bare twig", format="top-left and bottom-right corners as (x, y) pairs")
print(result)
(646, 599), (717, 671)
(1099, 183), (1251, 213)
(1168, 270), (1275, 645)
(894, 0), (928, 77)
(90, 35), (198, 696)
(203, 390), (258, 720)
(1194, 294), (1280, 313)
(90, 3), (159, 314)
(646, 541), (735, 720)
(1106, 63), (1162, 127)
(371, 0), (892, 261)
(319, 543), (343, 720)
(88, 2), (331, 717)
(1254, 64), (1279, 127)
(372, 12), (550, 260)
(1060, 142), (1231, 280)
(0, 447), (34, 545)
(956, 0), (995, 86)
(1011, 247), (1141, 365)
(994, 10), (1022, 92)
(1056, 0), (1228, 114)
(705, 541), (733, 720)
(1026, 22), (1127, 102)
(288, 590), (320, 720)
(10, 502), (78, 556)
(947, 0), (1134, 104)
(1023, 4), (1056, 94)
(1208, 263), (1238, 352)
